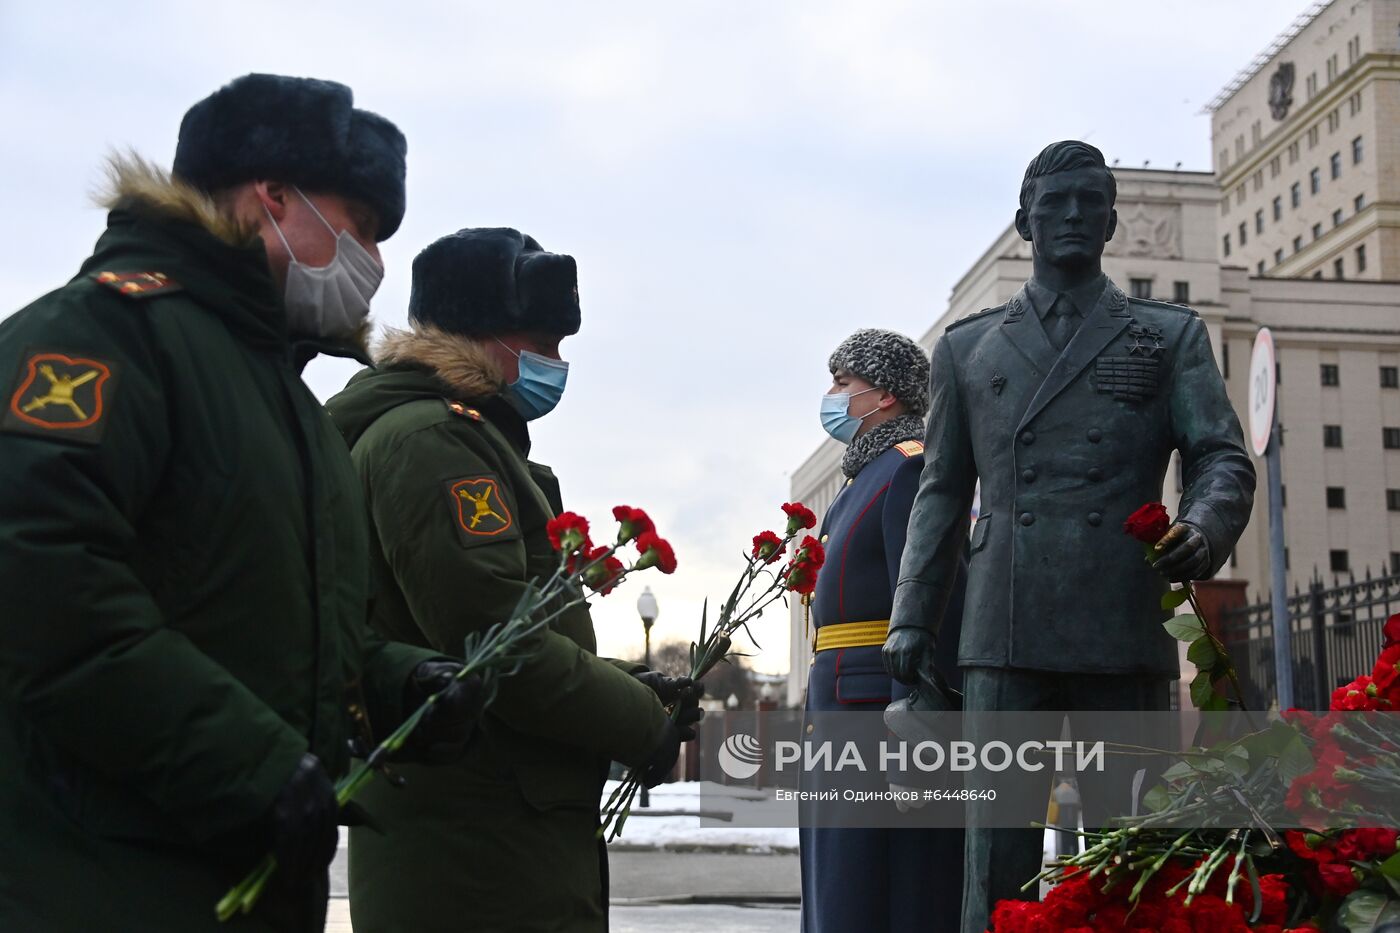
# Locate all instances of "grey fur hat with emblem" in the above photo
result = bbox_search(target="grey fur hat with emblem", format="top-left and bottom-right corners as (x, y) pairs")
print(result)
(828, 328), (931, 417)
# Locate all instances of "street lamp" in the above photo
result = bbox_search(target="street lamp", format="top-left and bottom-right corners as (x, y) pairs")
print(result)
(637, 587), (659, 807)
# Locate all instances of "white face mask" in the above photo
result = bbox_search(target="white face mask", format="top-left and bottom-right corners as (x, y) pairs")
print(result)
(265, 188), (384, 338)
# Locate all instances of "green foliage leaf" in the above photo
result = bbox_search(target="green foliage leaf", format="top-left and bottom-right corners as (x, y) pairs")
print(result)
(1334, 889), (1400, 932)
(1277, 735), (1316, 784)
(1161, 760), (1197, 783)
(1201, 694), (1229, 713)
(1190, 670), (1217, 709)
(1142, 784), (1173, 813)
(1187, 636), (1220, 670)
(1161, 588), (1190, 610)
(1379, 853), (1400, 882)
(1164, 614), (1206, 643)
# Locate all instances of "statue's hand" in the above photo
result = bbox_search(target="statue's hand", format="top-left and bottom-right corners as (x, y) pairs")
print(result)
(882, 628), (933, 685)
(1150, 521), (1211, 583)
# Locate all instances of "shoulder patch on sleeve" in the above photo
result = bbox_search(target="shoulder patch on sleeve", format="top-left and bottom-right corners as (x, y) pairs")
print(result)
(1129, 295), (1198, 317)
(443, 399), (483, 421)
(444, 473), (520, 547)
(91, 271), (183, 299)
(2, 348), (119, 445)
(894, 439), (924, 457)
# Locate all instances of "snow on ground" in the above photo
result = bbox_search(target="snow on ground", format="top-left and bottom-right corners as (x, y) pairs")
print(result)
(603, 781), (800, 852)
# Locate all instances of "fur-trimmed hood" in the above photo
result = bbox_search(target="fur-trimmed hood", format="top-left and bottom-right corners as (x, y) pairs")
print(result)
(98, 151), (261, 248)
(374, 323), (505, 401)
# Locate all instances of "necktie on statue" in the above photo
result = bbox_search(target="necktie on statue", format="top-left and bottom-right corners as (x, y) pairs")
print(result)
(1046, 295), (1082, 352)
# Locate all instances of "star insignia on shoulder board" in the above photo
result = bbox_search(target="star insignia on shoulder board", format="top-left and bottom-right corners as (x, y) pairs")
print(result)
(991, 372), (1006, 395)
(1126, 321), (1165, 358)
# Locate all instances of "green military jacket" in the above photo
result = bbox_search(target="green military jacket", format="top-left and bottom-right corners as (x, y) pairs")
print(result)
(326, 324), (669, 932)
(0, 159), (432, 932)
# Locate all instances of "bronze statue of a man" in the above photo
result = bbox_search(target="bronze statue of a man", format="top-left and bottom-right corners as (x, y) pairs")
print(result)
(884, 140), (1256, 932)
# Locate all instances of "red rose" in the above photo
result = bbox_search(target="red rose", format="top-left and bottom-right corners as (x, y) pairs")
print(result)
(1316, 861), (1360, 897)
(635, 531), (678, 575)
(546, 512), (592, 554)
(782, 502), (817, 534)
(612, 505), (655, 544)
(1123, 502), (1172, 544)
(751, 530), (783, 564)
(1385, 613), (1400, 648)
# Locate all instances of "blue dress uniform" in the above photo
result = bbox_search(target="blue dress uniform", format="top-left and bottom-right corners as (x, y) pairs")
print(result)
(800, 438), (966, 933)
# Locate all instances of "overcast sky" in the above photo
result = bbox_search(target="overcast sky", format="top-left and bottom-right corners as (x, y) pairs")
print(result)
(2, 0), (1292, 675)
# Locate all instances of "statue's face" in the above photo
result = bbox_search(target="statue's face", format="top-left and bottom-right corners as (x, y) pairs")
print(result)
(1015, 166), (1116, 269)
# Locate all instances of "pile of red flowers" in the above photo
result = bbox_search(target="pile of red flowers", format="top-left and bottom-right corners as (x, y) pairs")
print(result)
(988, 864), (1309, 933)
(1284, 828), (1400, 898)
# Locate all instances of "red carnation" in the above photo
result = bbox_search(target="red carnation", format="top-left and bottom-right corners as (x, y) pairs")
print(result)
(612, 505), (655, 545)
(782, 502), (817, 534)
(578, 546), (625, 595)
(751, 530), (784, 564)
(784, 536), (826, 595)
(1385, 612), (1400, 648)
(546, 512), (592, 554)
(634, 531), (678, 574)
(1316, 861), (1360, 897)
(1123, 502), (1171, 544)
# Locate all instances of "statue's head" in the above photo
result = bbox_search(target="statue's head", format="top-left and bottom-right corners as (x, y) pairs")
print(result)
(1014, 140), (1117, 271)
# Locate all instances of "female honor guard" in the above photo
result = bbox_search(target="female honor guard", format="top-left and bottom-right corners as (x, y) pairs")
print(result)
(800, 329), (965, 933)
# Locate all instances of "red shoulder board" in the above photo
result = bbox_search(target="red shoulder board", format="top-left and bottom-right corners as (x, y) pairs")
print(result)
(92, 271), (182, 299)
(444, 399), (483, 422)
(895, 440), (924, 458)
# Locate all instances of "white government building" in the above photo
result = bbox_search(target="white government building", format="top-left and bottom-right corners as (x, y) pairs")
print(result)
(786, 0), (1400, 707)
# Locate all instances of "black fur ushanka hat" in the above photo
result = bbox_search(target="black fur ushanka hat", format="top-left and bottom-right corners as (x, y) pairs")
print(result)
(408, 228), (581, 338)
(828, 328), (931, 417)
(173, 73), (407, 241)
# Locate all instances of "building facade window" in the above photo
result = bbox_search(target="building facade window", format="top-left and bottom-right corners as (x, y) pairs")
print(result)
(1256, 209), (1265, 234)
(1310, 167), (1321, 194)
(1236, 185), (1246, 205)
(1308, 125), (1319, 149)
(1326, 486), (1347, 508)
(1331, 152), (1342, 179)
(1381, 366), (1398, 389)
(1349, 90), (1362, 115)
(1307, 72), (1318, 98)
(1270, 156), (1281, 178)
(1324, 425), (1344, 448)
(1327, 109), (1340, 133)
(1321, 364), (1340, 386)
(1130, 278), (1152, 299)
(1274, 248), (1284, 265)
(1355, 194), (1366, 213)
(1252, 169), (1263, 192)
(1357, 244), (1367, 273)
(1239, 222), (1248, 246)
(1333, 209), (1344, 227)
(1331, 550), (1350, 574)
(1223, 234), (1231, 258)
(1387, 489), (1400, 512)
(1313, 223), (1323, 241)
(1385, 427), (1400, 449)
(1392, 553), (1400, 575)
(1293, 236), (1303, 254)
(1334, 257), (1345, 279)
(1288, 141), (1300, 164)
(1353, 135), (1363, 164)
(1257, 260), (1266, 275)
(1272, 196), (1282, 221)
(1173, 281), (1190, 304)
(1291, 182), (1301, 208)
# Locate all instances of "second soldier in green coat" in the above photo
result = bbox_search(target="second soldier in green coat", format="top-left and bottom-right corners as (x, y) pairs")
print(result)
(327, 228), (699, 932)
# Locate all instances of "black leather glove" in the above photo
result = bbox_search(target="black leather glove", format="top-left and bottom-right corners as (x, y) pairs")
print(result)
(639, 682), (705, 787)
(264, 753), (338, 932)
(1151, 522), (1212, 583)
(883, 628), (933, 685)
(634, 671), (701, 707)
(398, 661), (486, 765)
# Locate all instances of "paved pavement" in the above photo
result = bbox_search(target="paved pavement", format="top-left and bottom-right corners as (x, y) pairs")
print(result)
(326, 845), (800, 931)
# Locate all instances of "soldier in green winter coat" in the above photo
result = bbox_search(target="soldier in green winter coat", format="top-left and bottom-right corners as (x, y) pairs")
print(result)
(327, 227), (701, 932)
(0, 75), (484, 932)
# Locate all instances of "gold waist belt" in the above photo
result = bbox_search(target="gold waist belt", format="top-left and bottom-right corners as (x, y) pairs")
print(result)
(814, 619), (890, 652)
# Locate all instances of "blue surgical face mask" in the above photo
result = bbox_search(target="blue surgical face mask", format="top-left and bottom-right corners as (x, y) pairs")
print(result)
(497, 340), (569, 420)
(820, 387), (878, 444)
